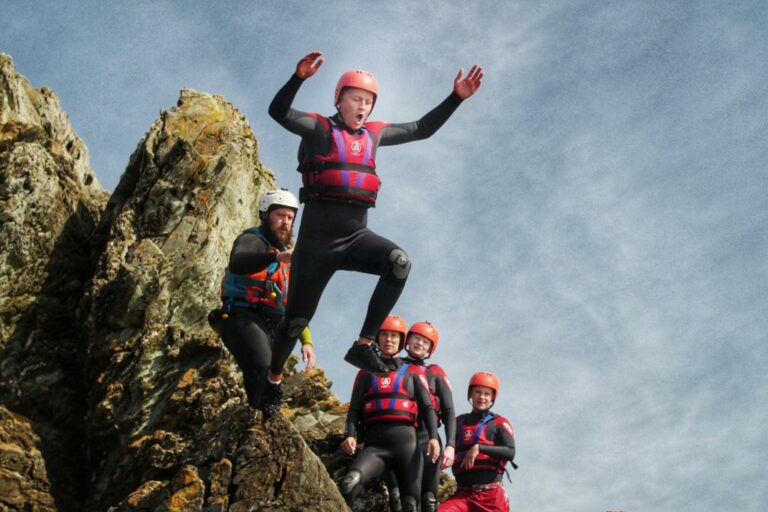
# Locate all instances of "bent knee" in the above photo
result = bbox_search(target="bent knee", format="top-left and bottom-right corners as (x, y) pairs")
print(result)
(388, 248), (411, 280)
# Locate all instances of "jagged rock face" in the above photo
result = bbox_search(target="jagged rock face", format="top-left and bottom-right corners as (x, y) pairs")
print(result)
(78, 88), (351, 510)
(0, 406), (56, 511)
(0, 53), (108, 511)
(0, 54), (443, 511)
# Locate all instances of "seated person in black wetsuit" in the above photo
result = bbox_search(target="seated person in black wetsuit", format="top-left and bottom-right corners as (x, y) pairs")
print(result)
(262, 50), (483, 416)
(213, 189), (314, 416)
(385, 321), (456, 512)
(440, 372), (517, 512)
(340, 315), (441, 512)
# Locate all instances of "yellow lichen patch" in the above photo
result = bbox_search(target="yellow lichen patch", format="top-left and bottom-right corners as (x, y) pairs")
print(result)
(177, 368), (197, 390)
(167, 466), (204, 510)
(129, 434), (152, 450)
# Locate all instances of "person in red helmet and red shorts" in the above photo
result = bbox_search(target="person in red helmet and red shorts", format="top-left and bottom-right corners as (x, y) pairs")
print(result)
(440, 372), (517, 512)
(340, 315), (441, 512)
(385, 321), (457, 512)
(262, 50), (483, 417)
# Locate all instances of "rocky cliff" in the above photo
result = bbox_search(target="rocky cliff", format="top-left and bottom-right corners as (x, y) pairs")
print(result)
(0, 54), (450, 512)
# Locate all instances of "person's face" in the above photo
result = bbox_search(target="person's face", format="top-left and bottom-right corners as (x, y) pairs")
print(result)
(337, 87), (375, 130)
(470, 385), (494, 412)
(377, 330), (402, 357)
(266, 207), (295, 245)
(406, 333), (432, 359)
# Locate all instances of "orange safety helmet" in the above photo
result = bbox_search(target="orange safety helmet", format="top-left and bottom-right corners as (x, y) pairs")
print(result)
(467, 372), (500, 401)
(379, 314), (408, 350)
(334, 70), (379, 107)
(407, 321), (440, 356)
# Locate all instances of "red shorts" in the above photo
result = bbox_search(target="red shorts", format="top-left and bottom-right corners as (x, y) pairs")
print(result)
(439, 484), (509, 512)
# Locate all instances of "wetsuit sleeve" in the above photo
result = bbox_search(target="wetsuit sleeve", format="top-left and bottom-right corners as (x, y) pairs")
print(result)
(345, 371), (367, 439)
(377, 92), (464, 146)
(434, 374), (457, 448)
(228, 232), (276, 274)
(299, 326), (313, 346)
(412, 373), (439, 440)
(268, 74), (320, 137)
(478, 419), (516, 461)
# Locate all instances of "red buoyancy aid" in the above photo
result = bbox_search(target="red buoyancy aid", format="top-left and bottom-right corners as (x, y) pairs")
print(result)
(426, 364), (450, 419)
(220, 228), (289, 318)
(299, 117), (382, 206)
(362, 363), (422, 425)
(453, 413), (508, 475)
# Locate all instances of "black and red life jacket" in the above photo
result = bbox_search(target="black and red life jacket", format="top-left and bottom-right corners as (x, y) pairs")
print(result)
(453, 413), (508, 475)
(362, 363), (420, 425)
(298, 117), (381, 206)
(425, 364), (449, 419)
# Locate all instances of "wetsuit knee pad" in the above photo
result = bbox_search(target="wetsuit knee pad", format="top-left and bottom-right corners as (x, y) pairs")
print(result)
(388, 249), (411, 280)
(401, 496), (419, 512)
(285, 317), (309, 338)
(340, 469), (362, 497)
(422, 492), (438, 512)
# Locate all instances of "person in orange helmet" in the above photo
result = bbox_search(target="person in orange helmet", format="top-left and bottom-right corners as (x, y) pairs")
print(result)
(385, 321), (456, 512)
(262, 51), (483, 417)
(439, 372), (517, 512)
(340, 315), (441, 512)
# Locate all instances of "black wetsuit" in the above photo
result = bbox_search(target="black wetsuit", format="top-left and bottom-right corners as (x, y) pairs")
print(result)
(217, 229), (285, 408)
(386, 356), (457, 511)
(342, 357), (439, 510)
(267, 74), (464, 375)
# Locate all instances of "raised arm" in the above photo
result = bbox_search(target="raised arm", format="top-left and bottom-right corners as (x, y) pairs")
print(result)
(268, 51), (326, 136)
(377, 64), (484, 146)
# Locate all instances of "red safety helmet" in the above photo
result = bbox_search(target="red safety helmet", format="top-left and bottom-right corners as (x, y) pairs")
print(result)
(467, 372), (500, 401)
(407, 321), (440, 356)
(379, 314), (407, 351)
(334, 70), (379, 107)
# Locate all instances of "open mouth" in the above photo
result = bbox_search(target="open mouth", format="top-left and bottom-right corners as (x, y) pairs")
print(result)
(355, 113), (364, 123)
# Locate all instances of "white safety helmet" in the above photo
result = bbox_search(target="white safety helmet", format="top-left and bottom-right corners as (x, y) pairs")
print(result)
(258, 188), (299, 215)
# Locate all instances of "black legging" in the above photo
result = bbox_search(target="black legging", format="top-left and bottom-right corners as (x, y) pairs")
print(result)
(270, 200), (409, 374)
(342, 424), (423, 509)
(218, 308), (276, 408)
(386, 428), (443, 510)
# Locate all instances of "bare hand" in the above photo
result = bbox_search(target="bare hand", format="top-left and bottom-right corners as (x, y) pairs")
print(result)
(427, 439), (441, 464)
(341, 436), (357, 455)
(460, 443), (480, 469)
(301, 343), (316, 373)
(453, 65), (483, 99)
(441, 445), (455, 469)
(296, 51), (324, 79)
(276, 249), (293, 263)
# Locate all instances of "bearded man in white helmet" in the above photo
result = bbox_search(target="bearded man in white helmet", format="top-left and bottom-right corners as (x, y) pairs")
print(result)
(211, 189), (315, 416)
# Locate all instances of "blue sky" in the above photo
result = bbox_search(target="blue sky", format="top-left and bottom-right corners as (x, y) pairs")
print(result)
(3, 1), (767, 510)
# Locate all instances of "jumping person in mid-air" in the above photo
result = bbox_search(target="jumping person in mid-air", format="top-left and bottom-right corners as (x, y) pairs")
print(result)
(262, 50), (483, 416)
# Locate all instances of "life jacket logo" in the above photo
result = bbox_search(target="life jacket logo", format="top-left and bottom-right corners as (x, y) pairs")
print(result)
(381, 377), (391, 388)
(464, 429), (472, 440)
(351, 140), (363, 154)
(402, 400), (409, 407)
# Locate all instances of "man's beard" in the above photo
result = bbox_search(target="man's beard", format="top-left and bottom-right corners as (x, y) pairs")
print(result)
(264, 220), (292, 247)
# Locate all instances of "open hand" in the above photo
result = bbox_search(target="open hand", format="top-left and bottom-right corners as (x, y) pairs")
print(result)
(441, 445), (455, 469)
(341, 437), (357, 455)
(453, 65), (483, 99)
(301, 343), (315, 373)
(296, 51), (324, 79)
